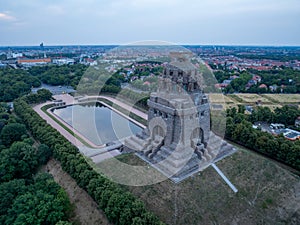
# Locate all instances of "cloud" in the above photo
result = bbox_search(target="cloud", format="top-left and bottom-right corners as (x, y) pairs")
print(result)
(0, 12), (16, 21)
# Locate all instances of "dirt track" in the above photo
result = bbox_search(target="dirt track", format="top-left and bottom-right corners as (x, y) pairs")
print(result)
(46, 159), (111, 225)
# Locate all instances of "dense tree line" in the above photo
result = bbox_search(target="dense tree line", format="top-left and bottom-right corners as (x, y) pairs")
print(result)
(131, 76), (158, 92)
(118, 89), (150, 109)
(249, 68), (300, 93)
(76, 63), (157, 99)
(215, 67), (300, 93)
(0, 174), (72, 225)
(131, 65), (163, 78)
(28, 64), (87, 88)
(0, 104), (72, 225)
(214, 70), (231, 83)
(14, 98), (164, 225)
(75, 65), (123, 95)
(249, 105), (300, 126)
(226, 107), (300, 170)
(22, 88), (53, 104)
(224, 72), (252, 93)
(0, 68), (41, 102)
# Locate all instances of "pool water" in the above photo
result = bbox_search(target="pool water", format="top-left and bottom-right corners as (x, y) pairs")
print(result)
(53, 102), (142, 145)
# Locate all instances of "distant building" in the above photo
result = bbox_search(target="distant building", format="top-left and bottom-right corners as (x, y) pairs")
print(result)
(130, 76), (138, 82)
(284, 129), (300, 141)
(17, 58), (51, 67)
(81, 58), (97, 66)
(229, 75), (239, 80)
(13, 53), (23, 58)
(7, 52), (23, 59)
(252, 75), (261, 83)
(270, 123), (285, 130)
(246, 80), (257, 89)
(222, 80), (232, 85)
(245, 105), (253, 114)
(269, 124), (300, 141)
(53, 100), (66, 107)
(52, 58), (75, 65)
(258, 84), (268, 89)
(269, 84), (278, 92)
(215, 79), (232, 89)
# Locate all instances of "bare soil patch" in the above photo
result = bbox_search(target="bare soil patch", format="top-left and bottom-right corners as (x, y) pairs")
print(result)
(45, 159), (111, 225)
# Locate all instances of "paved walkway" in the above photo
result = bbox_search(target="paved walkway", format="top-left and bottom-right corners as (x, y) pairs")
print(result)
(33, 100), (85, 148)
(33, 94), (147, 163)
(81, 95), (148, 120)
(91, 150), (121, 164)
(33, 97), (101, 149)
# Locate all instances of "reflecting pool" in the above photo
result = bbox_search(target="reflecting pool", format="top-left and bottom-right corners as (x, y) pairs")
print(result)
(53, 102), (142, 145)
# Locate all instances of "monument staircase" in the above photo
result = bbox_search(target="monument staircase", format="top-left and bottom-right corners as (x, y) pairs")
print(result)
(124, 132), (235, 181)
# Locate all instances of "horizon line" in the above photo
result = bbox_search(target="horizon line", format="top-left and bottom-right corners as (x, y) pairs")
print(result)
(0, 43), (300, 48)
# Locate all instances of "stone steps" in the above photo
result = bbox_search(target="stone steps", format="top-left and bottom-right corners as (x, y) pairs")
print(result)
(154, 153), (201, 178)
(206, 132), (227, 158)
(144, 136), (164, 158)
(131, 135), (145, 146)
(124, 135), (150, 152)
(148, 139), (164, 158)
(157, 146), (193, 160)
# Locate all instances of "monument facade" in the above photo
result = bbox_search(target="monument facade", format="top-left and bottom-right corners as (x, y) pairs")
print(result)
(125, 52), (235, 182)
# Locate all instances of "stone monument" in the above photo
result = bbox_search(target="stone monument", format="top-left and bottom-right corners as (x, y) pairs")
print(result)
(125, 52), (235, 182)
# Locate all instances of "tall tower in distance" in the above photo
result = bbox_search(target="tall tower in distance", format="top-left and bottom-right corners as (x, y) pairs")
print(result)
(40, 42), (47, 58)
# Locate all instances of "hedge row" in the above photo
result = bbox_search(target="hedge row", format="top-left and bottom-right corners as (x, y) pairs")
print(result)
(14, 99), (163, 225)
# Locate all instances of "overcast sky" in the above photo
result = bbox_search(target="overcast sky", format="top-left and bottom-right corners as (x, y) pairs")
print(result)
(0, 0), (299, 46)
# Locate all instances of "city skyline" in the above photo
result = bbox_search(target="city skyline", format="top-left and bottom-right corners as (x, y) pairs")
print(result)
(0, 0), (300, 46)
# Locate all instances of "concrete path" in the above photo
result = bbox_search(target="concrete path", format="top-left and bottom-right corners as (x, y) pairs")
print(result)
(33, 101), (85, 148)
(91, 150), (121, 164)
(33, 98), (101, 149)
(80, 95), (148, 120)
(211, 163), (238, 193)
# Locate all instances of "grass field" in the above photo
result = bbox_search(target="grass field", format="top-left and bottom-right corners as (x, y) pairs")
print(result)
(262, 94), (300, 103)
(265, 104), (285, 111)
(211, 94), (300, 111)
(233, 94), (273, 103)
(110, 149), (300, 225)
(208, 93), (235, 104)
